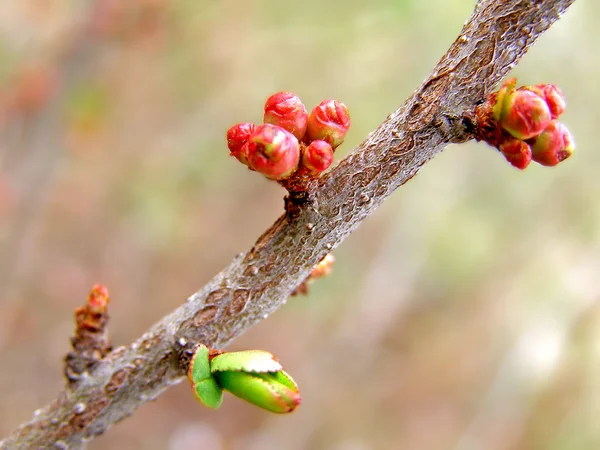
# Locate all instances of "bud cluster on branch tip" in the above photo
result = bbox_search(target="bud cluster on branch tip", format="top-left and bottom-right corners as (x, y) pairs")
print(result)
(225, 92), (350, 180)
(188, 344), (301, 414)
(486, 78), (574, 170)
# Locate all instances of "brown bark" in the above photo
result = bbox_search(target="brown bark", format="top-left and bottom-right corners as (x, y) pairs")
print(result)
(0, 0), (576, 448)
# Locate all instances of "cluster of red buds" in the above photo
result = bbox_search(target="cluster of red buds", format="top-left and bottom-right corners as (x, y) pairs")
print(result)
(226, 92), (351, 182)
(477, 78), (574, 170)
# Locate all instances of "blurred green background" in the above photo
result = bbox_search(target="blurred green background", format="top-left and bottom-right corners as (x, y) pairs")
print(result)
(1, 1), (599, 449)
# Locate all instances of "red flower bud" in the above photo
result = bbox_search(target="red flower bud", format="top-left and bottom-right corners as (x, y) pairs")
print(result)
(88, 284), (110, 314)
(246, 124), (300, 180)
(263, 92), (308, 140)
(227, 122), (256, 166)
(301, 140), (334, 175)
(497, 89), (552, 140)
(529, 120), (574, 166)
(498, 139), (532, 170)
(305, 100), (350, 149)
(532, 84), (566, 119)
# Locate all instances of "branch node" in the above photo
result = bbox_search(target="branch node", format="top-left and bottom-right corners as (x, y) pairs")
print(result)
(291, 253), (335, 296)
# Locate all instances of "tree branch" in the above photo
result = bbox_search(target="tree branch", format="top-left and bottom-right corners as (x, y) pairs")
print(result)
(0, 0), (575, 448)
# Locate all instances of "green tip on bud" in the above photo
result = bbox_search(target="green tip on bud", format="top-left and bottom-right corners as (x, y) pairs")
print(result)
(301, 140), (334, 175)
(492, 78), (517, 122)
(498, 139), (532, 170)
(264, 92), (308, 140)
(246, 124), (300, 180)
(529, 120), (575, 166)
(305, 100), (351, 149)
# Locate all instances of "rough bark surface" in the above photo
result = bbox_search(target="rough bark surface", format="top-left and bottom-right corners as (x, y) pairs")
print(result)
(0, 0), (576, 448)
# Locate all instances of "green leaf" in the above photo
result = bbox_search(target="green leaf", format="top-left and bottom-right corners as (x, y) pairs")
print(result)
(261, 369), (298, 392)
(210, 350), (282, 374)
(188, 344), (212, 383)
(193, 377), (223, 409)
(214, 370), (301, 414)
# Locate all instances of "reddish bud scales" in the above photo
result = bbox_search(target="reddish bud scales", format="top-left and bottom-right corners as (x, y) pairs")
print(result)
(263, 92), (308, 140)
(87, 284), (110, 313)
(301, 140), (334, 174)
(310, 254), (335, 280)
(246, 124), (300, 180)
(498, 139), (532, 170)
(305, 100), (350, 149)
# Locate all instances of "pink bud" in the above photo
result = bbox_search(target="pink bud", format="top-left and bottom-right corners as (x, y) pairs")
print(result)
(227, 123), (256, 166)
(88, 284), (110, 314)
(305, 100), (350, 149)
(498, 89), (552, 140)
(529, 120), (575, 166)
(246, 124), (300, 180)
(532, 84), (566, 119)
(264, 92), (308, 140)
(498, 139), (532, 170)
(301, 140), (334, 175)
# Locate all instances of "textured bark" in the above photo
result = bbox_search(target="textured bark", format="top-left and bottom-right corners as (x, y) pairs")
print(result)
(0, 0), (575, 448)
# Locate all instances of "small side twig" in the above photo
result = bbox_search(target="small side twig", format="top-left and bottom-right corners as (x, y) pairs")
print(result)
(64, 285), (112, 384)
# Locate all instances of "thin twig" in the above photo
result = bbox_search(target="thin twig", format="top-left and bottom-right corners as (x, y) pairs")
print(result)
(0, 0), (575, 448)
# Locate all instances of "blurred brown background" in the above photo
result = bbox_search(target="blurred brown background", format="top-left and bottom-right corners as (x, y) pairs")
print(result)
(1, 1), (599, 449)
